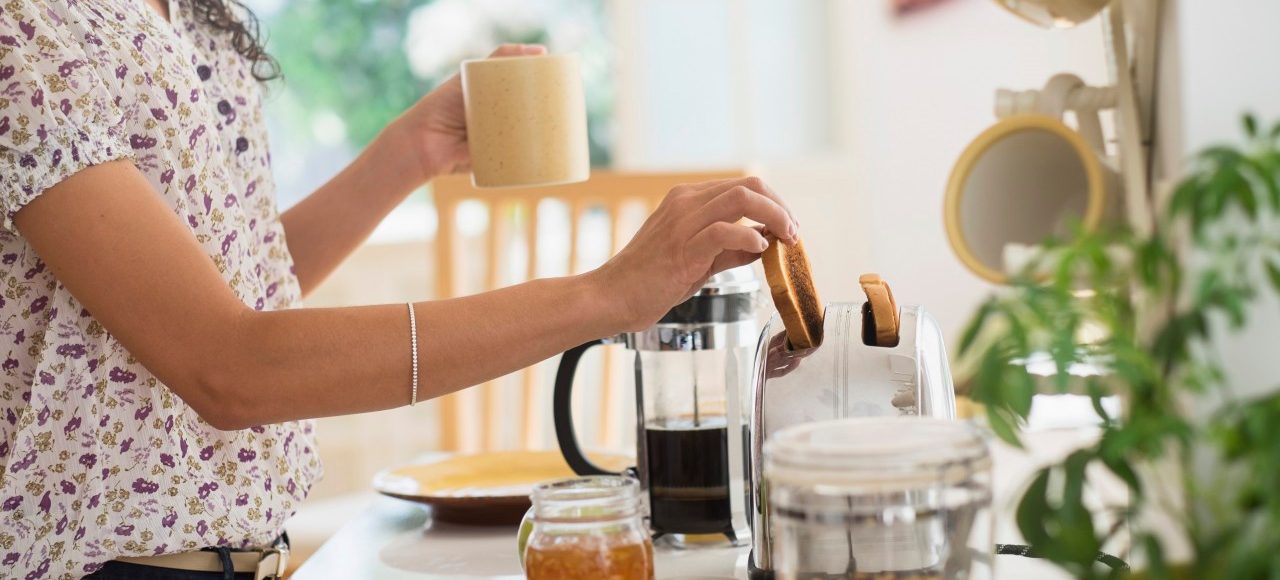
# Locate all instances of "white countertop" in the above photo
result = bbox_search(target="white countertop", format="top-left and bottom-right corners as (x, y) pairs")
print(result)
(293, 428), (1122, 579)
(293, 496), (751, 579)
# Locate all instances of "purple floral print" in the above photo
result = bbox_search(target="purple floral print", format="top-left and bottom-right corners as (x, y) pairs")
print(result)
(0, 1), (321, 578)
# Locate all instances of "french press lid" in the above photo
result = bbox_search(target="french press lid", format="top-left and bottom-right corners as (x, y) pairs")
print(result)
(623, 266), (760, 352)
(657, 265), (760, 324)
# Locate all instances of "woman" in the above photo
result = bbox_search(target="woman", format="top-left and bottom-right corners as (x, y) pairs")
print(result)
(0, 0), (796, 577)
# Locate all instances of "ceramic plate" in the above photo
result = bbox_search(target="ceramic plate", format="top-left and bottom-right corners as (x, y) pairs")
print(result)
(373, 450), (632, 526)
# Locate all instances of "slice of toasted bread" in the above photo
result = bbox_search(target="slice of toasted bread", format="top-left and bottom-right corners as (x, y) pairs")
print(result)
(859, 273), (900, 347)
(762, 235), (823, 349)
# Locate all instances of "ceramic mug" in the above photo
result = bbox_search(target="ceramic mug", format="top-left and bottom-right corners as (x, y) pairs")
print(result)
(992, 0), (1112, 28)
(461, 53), (590, 188)
(944, 74), (1121, 284)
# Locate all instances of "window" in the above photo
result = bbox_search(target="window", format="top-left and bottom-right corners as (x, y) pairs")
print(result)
(252, 0), (835, 242)
(251, 0), (614, 241)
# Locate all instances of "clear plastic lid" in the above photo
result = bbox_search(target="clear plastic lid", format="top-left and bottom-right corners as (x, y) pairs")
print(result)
(764, 417), (990, 492)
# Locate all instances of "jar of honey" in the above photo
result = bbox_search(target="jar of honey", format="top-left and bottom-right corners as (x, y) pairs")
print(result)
(524, 476), (654, 580)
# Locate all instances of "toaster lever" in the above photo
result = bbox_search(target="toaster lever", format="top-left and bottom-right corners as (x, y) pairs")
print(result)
(859, 273), (900, 347)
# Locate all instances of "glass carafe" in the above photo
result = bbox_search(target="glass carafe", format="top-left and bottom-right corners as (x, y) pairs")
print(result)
(554, 266), (759, 548)
(636, 340), (753, 545)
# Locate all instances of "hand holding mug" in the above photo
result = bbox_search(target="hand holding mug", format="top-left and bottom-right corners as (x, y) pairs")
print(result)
(391, 44), (550, 183)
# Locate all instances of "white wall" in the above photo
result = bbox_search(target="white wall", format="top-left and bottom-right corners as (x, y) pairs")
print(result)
(1173, 0), (1280, 154)
(809, 0), (1110, 340)
(818, 0), (1280, 375)
(1163, 0), (1280, 402)
(612, 0), (833, 168)
(614, 0), (1112, 342)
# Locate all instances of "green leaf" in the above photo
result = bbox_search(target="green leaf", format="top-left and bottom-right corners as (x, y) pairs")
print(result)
(1244, 156), (1280, 210)
(1222, 287), (1248, 328)
(1050, 321), (1079, 394)
(1058, 451), (1101, 560)
(1265, 259), (1280, 296)
(1085, 378), (1116, 428)
(1188, 310), (1210, 339)
(1015, 468), (1053, 548)
(1100, 448), (1141, 493)
(972, 341), (1012, 405)
(1271, 120), (1280, 141)
(1007, 366), (1036, 417)
(1160, 414), (1195, 445)
(1203, 163), (1248, 223)
(958, 301), (994, 356)
(1237, 181), (1260, 219)
(1017, 454), (1103, 575)
(1142, 533), (1174, 580)
(1167, 175), (1202, 218)
(1152, 314), (1190, 365)
(986, 405), (1024, 448)
(1215, 419), (1246, 458)
(1243, 113), (1259, 138)
(1195, 269), (1222, 303)
(1004, 302), (1032, 349)
(1200, 145), (1246, 167)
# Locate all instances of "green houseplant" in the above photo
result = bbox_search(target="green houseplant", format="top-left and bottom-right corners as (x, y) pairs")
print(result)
(959, 114), (1280, 579)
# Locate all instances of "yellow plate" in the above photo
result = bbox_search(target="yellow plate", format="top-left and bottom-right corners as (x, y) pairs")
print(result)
(373, 450), (632, 526)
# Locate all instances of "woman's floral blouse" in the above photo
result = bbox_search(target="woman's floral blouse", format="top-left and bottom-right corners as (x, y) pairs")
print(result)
(0, 1), (321, 577)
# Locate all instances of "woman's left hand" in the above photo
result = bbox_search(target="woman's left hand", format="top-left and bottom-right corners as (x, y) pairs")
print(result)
(392, 44), (547, 182)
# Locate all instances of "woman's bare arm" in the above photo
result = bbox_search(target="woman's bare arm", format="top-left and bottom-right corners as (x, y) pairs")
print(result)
(277, 125), (426, 296)
(17, 160), (795, 430)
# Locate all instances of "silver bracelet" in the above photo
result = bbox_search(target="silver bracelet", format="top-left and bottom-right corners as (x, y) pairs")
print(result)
(407, 302), (419, 406)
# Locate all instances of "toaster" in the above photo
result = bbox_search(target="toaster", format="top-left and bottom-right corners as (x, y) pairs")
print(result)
(745, 294), (958, 578)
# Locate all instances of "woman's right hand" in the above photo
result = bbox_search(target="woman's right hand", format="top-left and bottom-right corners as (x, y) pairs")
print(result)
(592, 176), (798, 332)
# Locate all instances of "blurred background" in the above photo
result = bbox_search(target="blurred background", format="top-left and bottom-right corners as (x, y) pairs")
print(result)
(243, 0), (1280, 565)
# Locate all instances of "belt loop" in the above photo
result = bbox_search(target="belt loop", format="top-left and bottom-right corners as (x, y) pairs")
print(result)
(215, 546), (235, 580)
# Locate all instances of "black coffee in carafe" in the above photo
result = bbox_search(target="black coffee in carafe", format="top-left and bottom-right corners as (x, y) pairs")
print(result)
(552, 266), (760, 548)
(644, 416), (732, 536)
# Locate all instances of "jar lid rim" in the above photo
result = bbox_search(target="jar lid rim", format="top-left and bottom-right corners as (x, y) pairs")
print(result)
(533, 475), (638, 495)
(531, 476), (643, 521)
(764, 417), (990, 476)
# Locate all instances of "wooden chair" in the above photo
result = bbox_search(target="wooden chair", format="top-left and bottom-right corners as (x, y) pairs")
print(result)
(431, 170), (745, 453)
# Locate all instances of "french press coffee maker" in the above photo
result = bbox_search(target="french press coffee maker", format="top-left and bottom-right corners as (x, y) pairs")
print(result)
(553, 266), (759, 547)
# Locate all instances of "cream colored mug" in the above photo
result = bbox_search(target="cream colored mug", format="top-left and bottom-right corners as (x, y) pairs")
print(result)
(944, 74), (1121, 284)
(461, 53), (590, 188)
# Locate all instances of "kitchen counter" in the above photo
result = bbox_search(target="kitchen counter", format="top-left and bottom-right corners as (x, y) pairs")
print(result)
(294, 428), (1120, 579)
(292, 495), (748, 579)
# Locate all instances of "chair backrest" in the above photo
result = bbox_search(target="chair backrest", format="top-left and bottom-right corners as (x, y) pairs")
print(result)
(432, 169), (745, 453)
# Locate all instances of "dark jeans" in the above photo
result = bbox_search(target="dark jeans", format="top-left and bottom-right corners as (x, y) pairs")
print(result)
(84, 558), (253, 580)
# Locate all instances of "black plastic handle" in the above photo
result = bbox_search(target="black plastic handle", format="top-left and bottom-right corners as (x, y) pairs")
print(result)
(553, 339), (619, 476)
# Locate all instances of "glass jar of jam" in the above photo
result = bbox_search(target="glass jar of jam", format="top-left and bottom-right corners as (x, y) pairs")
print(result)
(524, 476), (654, 580)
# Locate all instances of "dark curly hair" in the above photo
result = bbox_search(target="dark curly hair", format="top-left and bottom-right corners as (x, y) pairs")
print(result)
(191, 0), (281, 81)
